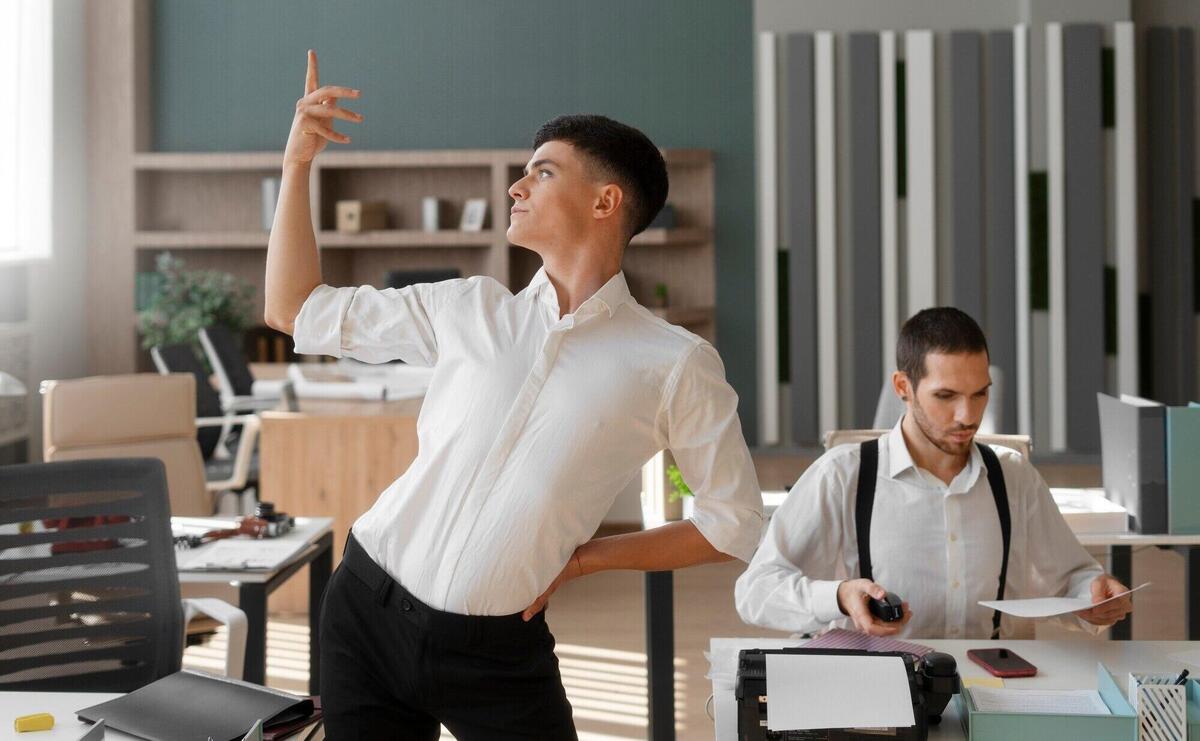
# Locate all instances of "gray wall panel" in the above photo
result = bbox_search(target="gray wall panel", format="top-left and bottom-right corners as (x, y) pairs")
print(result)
(1175, 30), (1196, 405)
(1063, 24), (1105, 452)
(782, 33), (820, 443)
(951, 32), (985, 322)
(986, 30), (1019, 433)
(849, 32), (882, 428)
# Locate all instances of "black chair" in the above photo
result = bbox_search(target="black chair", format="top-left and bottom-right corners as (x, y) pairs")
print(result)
(0, 458), (245, 691)
(198, 325), (286, 414)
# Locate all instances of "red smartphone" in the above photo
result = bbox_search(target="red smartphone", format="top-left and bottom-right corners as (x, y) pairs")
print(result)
(967, 648), (1038, 678)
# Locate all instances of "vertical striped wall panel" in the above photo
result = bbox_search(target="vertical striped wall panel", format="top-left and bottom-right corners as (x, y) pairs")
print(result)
(905, 31), (938, 315)
(950, 32), (985, 321)
(760, 21), (1176, 449)
(1046, 23), (1068, 451)
(782, 33), (819, 444)
(815, 32), (839, 436)
(1014, 24), (1033, 436)
(880, 31), (899, 382)
(1062, 24), (1105, 453)
(1147, 28), (1197, 407)
(986, 30), (1019, 436)
(1114, 22), (1139, 398)
(755, 32), (780, 444)
(849, 33), (883, 428)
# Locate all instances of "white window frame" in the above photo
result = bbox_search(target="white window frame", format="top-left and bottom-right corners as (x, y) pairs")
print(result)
(1, 0), (53, 264)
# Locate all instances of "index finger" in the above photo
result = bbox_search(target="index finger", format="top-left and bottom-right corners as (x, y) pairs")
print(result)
(305, 49), (319, 95)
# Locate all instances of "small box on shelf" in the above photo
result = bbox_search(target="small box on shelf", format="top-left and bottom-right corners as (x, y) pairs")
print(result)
(336, 200), (389, 233)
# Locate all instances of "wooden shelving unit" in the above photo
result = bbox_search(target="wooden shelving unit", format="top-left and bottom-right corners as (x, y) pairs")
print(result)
(87, 3), (716, 373)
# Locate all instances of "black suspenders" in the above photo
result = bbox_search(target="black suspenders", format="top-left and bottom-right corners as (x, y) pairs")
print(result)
(855, 438), (1011, 638)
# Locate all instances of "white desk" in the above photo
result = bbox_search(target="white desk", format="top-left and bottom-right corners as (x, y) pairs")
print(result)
(709, 637), (1200, 740)
(177, 516), (334, 693)
(0, 691), (325, 740)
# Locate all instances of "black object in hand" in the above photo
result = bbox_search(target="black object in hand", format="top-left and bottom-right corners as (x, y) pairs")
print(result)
(868, 591), (905, 622)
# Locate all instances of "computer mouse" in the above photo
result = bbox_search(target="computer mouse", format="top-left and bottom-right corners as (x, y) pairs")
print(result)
(868, 591), (905, 622)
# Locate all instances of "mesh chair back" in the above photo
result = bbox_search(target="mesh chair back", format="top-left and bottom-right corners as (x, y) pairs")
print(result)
(199, 325), (256, 398)
(152, 344), (223, 459)
(0, 458), (183, 692)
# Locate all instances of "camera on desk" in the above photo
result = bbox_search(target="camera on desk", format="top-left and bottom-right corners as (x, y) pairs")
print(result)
(253, 502), (294, 538)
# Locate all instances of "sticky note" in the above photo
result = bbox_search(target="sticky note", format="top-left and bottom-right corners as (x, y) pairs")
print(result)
(14, 712), (54, 732)
(963, 677), (1005, 689)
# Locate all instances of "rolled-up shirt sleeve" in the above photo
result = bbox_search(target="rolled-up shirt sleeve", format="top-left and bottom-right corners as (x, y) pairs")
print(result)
(293, 281), (459, 365)
(735, 458), (850, 633)
(663, 343), (763, 563)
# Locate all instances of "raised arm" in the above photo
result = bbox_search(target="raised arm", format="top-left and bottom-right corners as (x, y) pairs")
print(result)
(264, 50), (362, 334)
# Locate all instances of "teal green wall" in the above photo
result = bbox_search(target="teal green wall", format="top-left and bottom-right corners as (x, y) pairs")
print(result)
(153, 0), (759, 441)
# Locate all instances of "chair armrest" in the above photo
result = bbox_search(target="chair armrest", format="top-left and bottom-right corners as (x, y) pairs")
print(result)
(204, 414), (261, 492)
(181, 597), (247, 679)
(224, 395), (281, 413)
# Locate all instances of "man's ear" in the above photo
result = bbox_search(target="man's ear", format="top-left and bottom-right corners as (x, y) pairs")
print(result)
(892, 370), (913, 404)
(592, 183), (624, 222)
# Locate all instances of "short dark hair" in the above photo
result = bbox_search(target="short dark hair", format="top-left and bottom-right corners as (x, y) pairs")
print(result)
(533, 114), (669, 239)
(897, 307), (989, 387)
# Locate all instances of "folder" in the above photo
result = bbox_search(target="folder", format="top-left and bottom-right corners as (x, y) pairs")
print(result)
(1167, 402), (1200, 534)
(1097, 393), (1167, 533)
(76, 670), (318, 741)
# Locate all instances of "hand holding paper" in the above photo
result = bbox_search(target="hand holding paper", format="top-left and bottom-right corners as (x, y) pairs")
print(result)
(1075, 574), (1135, 626)
(978, 582), (1148, 620)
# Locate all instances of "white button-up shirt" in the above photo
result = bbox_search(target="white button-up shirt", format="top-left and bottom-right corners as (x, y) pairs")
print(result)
(734, 418), (1103, 639)
(293, 268), (763, 615)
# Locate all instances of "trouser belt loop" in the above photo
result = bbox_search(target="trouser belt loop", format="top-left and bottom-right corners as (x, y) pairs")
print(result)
(376, 578), (394, 606)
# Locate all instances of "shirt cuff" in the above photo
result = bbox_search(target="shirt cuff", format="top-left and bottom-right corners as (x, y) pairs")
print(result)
(292, 284), (355, 358)
(811, 579), (846, 624)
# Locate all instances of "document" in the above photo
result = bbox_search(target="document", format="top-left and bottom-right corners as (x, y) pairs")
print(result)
(967, 686), (1110, 715)
(978, 582), (1150, 618)
(176, 538), (309, 571)
(764, 653), (916, 731)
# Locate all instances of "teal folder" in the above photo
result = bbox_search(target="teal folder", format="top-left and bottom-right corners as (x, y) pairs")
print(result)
(958, 664), (1136, 741)
(1167, 403), (1200, 534)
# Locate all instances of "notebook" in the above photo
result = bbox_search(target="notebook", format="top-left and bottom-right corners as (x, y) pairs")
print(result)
(76, 670), (317, 741)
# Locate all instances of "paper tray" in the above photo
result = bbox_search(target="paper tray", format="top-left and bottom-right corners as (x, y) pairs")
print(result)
(957, 663), (1136, 741)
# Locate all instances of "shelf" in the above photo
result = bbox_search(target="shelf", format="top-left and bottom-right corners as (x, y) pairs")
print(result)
(133, 230), (496, 249)
(649, 306), (715, 326)
(629, 227), (712, 246)
(134, 152), (285, 171)
(317, 230), (495, 247)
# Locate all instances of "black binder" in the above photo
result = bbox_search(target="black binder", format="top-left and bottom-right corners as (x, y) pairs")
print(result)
(76, 670), (315, 741)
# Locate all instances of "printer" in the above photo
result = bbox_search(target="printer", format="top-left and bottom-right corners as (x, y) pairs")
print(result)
(735, 648), (961, 741)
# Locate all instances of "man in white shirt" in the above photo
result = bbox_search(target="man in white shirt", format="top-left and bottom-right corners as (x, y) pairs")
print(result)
(264, 52), (762, 739)
(735, 307), (1132, 640)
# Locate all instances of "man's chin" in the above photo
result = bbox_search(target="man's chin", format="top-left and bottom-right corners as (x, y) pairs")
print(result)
(936, 436), (975, 455)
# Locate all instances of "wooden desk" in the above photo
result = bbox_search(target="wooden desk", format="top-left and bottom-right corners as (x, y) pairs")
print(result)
(251, 364), (422, 613)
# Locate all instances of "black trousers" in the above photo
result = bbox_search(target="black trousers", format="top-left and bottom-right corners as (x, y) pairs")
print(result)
(319, 534), (577, 740)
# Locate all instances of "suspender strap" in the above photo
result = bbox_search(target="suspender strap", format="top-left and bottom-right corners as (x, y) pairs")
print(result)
(855, 439), (879, 582)
(977, 442), (1011, 639)
(854, 438), (1012, 639)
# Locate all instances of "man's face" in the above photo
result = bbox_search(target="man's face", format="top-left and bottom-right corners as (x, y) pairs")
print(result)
(507, 140), (611, 252)
(902, 351), (991, 456)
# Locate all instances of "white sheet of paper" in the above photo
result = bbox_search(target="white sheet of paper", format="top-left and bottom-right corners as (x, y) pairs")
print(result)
(968, 687), (1111, 715)
(175, 538), (308, 571)
(978, 582), (1149, 618)
(764, 654), (916, 731)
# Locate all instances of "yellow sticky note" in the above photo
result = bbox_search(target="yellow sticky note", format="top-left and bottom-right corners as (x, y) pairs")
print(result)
(14, 712), (55, 732)
(963, 677), (1005, 689)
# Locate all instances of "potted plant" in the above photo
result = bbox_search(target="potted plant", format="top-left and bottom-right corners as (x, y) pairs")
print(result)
(640, 450), (694, 526)
(136, 252), (255, 365)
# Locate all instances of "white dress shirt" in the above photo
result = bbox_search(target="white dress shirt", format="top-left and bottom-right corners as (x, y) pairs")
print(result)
(293, 268), (763, 615)
(734, 418), (1103, 639)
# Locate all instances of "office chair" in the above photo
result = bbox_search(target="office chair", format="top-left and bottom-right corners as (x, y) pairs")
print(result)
(42, 374), (259, 517)
(198, 325), (288, 414)
(0, 458), (246, 691)
(823, 429), (1032, 460)
(151, 344), (260, 487)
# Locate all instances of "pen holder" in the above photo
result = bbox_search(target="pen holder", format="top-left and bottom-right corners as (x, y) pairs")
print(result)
(1129, 673), (1188, 741)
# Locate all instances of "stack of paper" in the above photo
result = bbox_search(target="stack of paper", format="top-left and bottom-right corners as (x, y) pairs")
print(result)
(1051, 487), (1129, 533)
(967, 686), (1110, 716)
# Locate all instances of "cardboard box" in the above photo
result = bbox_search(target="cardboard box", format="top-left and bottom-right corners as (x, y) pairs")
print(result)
(336, 200), (388, 233)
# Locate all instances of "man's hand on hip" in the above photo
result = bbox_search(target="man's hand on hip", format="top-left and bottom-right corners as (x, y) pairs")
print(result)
(523, 550), (584, 621)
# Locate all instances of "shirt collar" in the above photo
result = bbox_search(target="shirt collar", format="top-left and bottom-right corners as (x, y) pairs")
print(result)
(526, 267), (630, 319)
(884, 415), (983, 494)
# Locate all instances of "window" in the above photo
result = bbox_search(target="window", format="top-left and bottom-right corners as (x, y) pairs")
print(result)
(0, 0), (53, 263)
